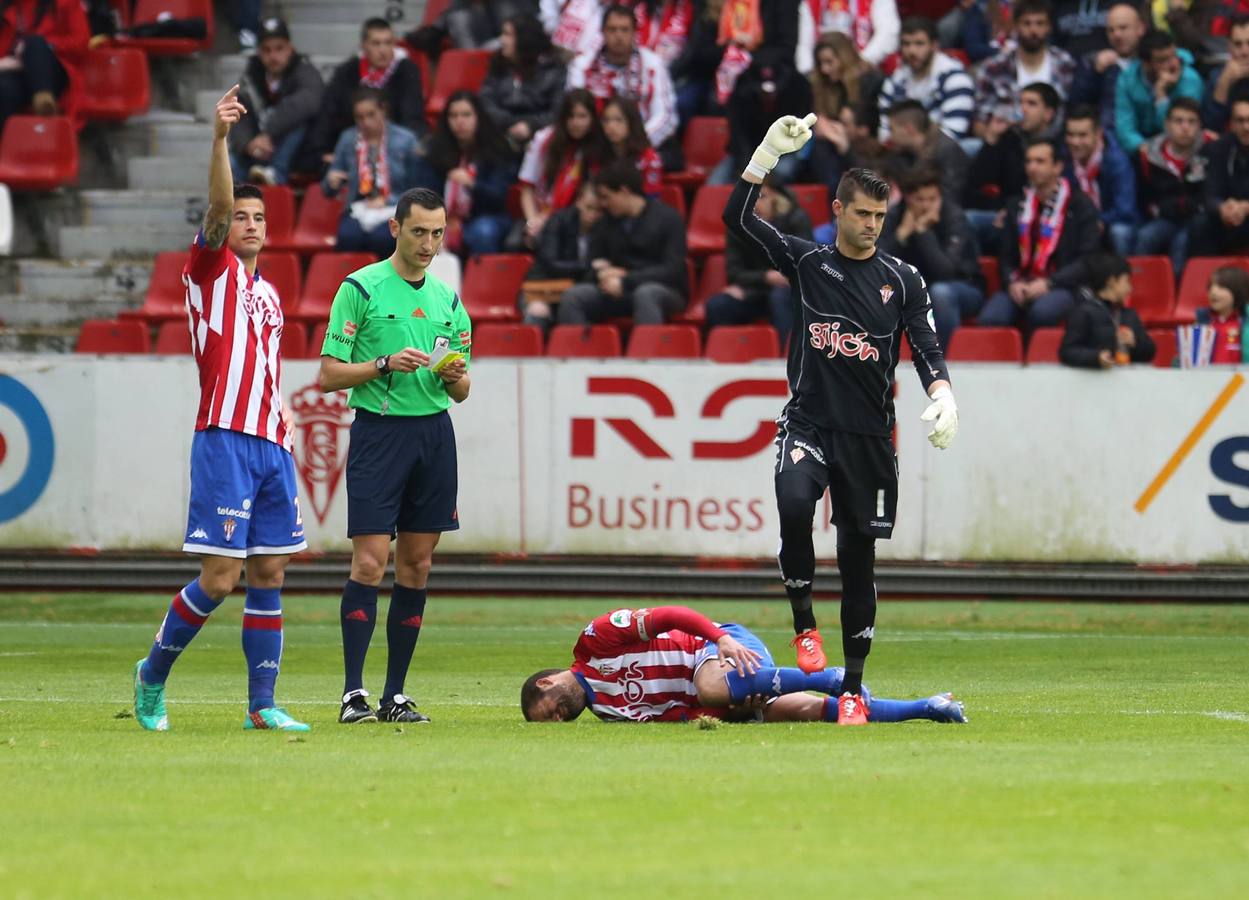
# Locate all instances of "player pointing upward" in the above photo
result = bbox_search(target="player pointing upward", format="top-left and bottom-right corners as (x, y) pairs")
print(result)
(723, 114), (959, 726)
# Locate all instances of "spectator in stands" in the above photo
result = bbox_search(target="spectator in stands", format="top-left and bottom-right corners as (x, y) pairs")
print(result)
(946, 0), (1010, 65)
(557, 160), (688, 326)
(885, 100), (971, 204)
(1059, 252), (1155, 367)
(704, 181), (813, 346)
(600, 96), (663, 196)
(797, 0), (901, 67)
(806, 32), (884, 192)
(568, 4), (681, 167)
(228, 19), (324, 187)
(979, 136), (1101, 329)
(522, 181), (603, 330)
(435, 0), (537, 50)
(964, 82), (1061, 252)
(1062, 104), (1136, 256)
(669, 0), (725, 121)
(878, 16), (976, 142)
(516, 88), (606, 248)
(879, 165), (984, 350)
(974, 0), (1077, 131)
(479, 13), (565, 155)
(416, 91), (518, 257)
(544, 0), (609, 59)
(309, 18), (426, 165)
(323, 89), (424, 258)
(1195, 266), (1249, 364)
(1192, 97), (1249, 254)
(1051, 0), (1117, 58)
(1114, 29), (1201, 156)
(1204, 15), (1249, 133)
(0, 0), (88, 124)
(1070, 2), (1147, 132)
(1135, 97), (1211, 274)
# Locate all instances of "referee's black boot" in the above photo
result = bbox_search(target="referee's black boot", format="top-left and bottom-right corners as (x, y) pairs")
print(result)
(377, 694), (431, 724)
(339, 689), (378, 724)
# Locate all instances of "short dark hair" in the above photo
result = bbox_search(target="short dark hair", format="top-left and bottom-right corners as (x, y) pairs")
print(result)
(1140, 29), (1176, 61)
(1064, 104), (1100, 128)
(521, 668), (565, 721)
(900, 16), (937, 41)
(1085, 252), (1130, 292)
(1021, 81), (1061, 111)
(1232, 13), (1249, 32)
(1013, 0), (1052, 23)
(1025, 135), (1063, 162)
(887, 98), (930, 132)
(899, 165), (943, 195)
(233, 184), (263, 203)
(350, 86), (387, 111)
(836, 167), (890, 206)
(1167, 96), (1202, 119)
(595, 158), (646, 196)
(360, 16), (391, 40)
(395, 188), (445, 226)
(602, 3), (634, 29)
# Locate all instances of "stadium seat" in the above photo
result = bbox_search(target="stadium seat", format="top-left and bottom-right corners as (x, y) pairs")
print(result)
(1149, 328), (1177, 367)
(279, 321), (311, 359)
(547, 324), (622, 357)
(461, 253), (531, 322)
(789, 184), (831, 226)
(260, 251), (301, 314)
(297, 252), (376, 322)
(153, 320), (192, 355)
(121, 0), (215, 55)
(76, 319), (151, 354)
(626, 324), (701, 359)
(1176, 256), (1249, 325)
(425, 49), (492, 125)
(257, 185), (297, 251)
(119, 251), (190, 324)
(705, 325), (779, 362)
(946, 327), (1023, 362)
(79, 48), (150, 121)
(658, 182), (686, 220)
(676, 253), (727, 325)
(0, 116), (78, 190)
(688, 184), (733, 256)
(472, 323), (543, 357)
(979, 257), (1001, 296)
(1025, 327), (1063, 364)
(1126, 256), (1176, 325)
(422, 0), (451, 25)
(287, 190), (346, 255)
(666, 116), (729, 190)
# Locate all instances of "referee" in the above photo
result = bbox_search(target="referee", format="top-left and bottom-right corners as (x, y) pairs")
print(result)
(318, 187), (472, 725)
(723, 115), (960, 725)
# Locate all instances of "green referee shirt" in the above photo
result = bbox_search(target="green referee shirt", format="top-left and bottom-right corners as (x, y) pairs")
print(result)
(320, 259), (472, 417)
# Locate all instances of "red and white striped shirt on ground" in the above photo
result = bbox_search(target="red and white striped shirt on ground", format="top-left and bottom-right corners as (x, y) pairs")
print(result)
(183, 234), (292, 451)
(571, 607), (726, 722)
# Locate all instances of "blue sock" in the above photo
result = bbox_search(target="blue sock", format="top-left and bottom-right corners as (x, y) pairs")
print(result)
(724, 666), (845, 703)
(382, 584), (427, 701)
(242, 586), (283, 713)
(140, 579), (223, 685)
(863, 698), (931, 723)
(341, 579), (378, 695)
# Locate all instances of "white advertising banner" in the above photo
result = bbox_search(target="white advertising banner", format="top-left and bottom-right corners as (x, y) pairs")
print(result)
(0, 356), (1246, 563)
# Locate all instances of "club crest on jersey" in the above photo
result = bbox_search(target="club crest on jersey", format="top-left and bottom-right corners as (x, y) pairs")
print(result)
(879, 284), (894, 305)
(222, 517), (237, 541)
(808, 322), (881, 362)
(790, 448), (805, 464)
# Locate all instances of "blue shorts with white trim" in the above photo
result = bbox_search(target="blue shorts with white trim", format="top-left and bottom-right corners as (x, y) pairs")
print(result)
(693, 623), (776, 672)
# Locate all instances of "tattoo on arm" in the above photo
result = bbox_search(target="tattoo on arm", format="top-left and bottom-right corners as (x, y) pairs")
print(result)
(202, 209), (230, 249)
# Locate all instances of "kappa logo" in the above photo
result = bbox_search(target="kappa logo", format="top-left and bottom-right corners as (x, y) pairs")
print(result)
(819, 263), (845, 281)
(783, 578), (811, 589)
(222, 517), (237, 541)
(790, 447), (805, 464)
(255, 660), (279, 670)
(851, 626), (875, 639)
(879, 284), (894, 305)
(189, 528), (208, 540)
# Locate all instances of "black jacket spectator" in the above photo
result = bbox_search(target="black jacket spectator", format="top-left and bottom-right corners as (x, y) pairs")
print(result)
(531, 204), (594, 280)
(1138, 129), (1214, 223)
(879, 200), (982, 287)
(230, 53), (325, 155)
(479, 13), (565, 145)
(1000, 189), (1102, 288)
(1202, 131), (1249, 215)
(1060, 289), (1155, 367)
(726, 198), (813, 302)
(965, 128), (1027, 212)
(309, 52), (426, 160)
(586, 198), (688, 296)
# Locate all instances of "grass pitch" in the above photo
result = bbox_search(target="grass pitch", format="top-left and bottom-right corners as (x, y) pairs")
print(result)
(1, 594), (1247, 899)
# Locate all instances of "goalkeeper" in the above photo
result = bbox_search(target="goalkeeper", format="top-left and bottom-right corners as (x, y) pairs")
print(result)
(723, 115), (960, 725)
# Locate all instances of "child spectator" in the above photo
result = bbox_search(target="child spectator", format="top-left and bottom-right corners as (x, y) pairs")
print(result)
(1059, 252), (1155, 368)
(1196, 266), (1249, 364)
(600, 96), (663, 196)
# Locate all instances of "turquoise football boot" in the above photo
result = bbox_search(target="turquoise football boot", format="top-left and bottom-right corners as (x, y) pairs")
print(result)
(244, 707), (311, 732)
(133, 659), (169, 731)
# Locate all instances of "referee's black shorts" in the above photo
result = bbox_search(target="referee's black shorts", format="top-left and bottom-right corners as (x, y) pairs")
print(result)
(346, 409), (459, 538)
(774, 419), (898, 539)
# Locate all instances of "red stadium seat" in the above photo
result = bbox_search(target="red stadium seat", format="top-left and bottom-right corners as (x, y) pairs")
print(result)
(461, 253), (531, 322)
(257, 185), (297, 251)
(153, 320), (192, 355)
(705, 325), (779, 362)
(422, 0), (451, 25)
(309, 321), (328, 357)
(297, 252), (376, 322)
(688, 184), (733, 256)
(472, 323), (543, 357)
(666, 116), (729, 190)
(1176, 256), (1249, 325)
(279, 321), (311, 359)
(659, 182), (686, 220)
(425, 49), (491, 125)
(676, 253), (728, 325)
(121, 0), (215, 55)
(1024, 327), (1063, 364)
(946, 327), (1023, 362)
(505, 182), (525, 219)
(626, 324), (701, 359)
(287, 190), (346, 256)
(0, 116), (77, 190)
(119, 251), (190, 324)
(1126, 256), (1176, 326)
(260, 251), (301, 315)
(789, 183), (831, 226)
(547, 324), (622, 357)
(79, 48), (150, 121)
(76, 319), (151, 354)
(1149, 328), (1177, 367)
(979, 257), (1000, 296)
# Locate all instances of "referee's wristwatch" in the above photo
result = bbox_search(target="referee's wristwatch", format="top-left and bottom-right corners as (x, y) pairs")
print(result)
(375, 355), (391, 377)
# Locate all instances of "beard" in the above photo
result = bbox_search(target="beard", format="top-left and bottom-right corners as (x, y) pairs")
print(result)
(1018, 34), (1046, 54)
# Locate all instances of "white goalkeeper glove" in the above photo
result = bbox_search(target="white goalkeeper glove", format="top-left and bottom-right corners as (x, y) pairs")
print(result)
(921, 385), (958, 450)
(746, 113), (818, 179)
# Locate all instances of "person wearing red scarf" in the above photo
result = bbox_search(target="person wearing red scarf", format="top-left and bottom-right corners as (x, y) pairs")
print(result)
(1135, 97), (1212, 279)
(0, 0), (87, 129)
(978, 137), (1101, 330)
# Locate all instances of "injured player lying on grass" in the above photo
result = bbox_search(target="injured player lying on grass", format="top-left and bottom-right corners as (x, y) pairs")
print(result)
(520, 606), (966, 724)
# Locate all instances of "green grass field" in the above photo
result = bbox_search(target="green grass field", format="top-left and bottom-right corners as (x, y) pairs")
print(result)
(1, 594), (1247, 899)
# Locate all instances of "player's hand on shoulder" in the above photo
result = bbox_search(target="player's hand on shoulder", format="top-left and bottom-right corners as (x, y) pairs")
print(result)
(390, 347), (427, 373)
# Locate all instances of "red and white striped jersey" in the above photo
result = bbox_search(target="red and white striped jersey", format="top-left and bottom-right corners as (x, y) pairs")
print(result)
(571, 607), (723, 722)
(183, 234), (292, 451)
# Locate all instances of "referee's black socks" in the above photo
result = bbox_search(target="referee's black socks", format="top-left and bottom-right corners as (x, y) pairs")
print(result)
(341, 579), (378, 695)
(383, 585), (427, 700)
(836, 531), (877, 696)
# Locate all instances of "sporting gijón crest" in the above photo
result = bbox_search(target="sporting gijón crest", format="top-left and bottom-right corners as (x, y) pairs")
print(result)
(290, 382), (352, 524)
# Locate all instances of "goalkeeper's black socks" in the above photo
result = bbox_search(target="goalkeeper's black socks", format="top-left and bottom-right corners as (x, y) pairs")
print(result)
(837, 530), (878, 696)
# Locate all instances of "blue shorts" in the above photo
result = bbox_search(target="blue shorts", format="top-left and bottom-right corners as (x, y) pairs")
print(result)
(183, 428), (307, 558)
(693, 623), (776, 673)
(346, 409), (459, 538)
